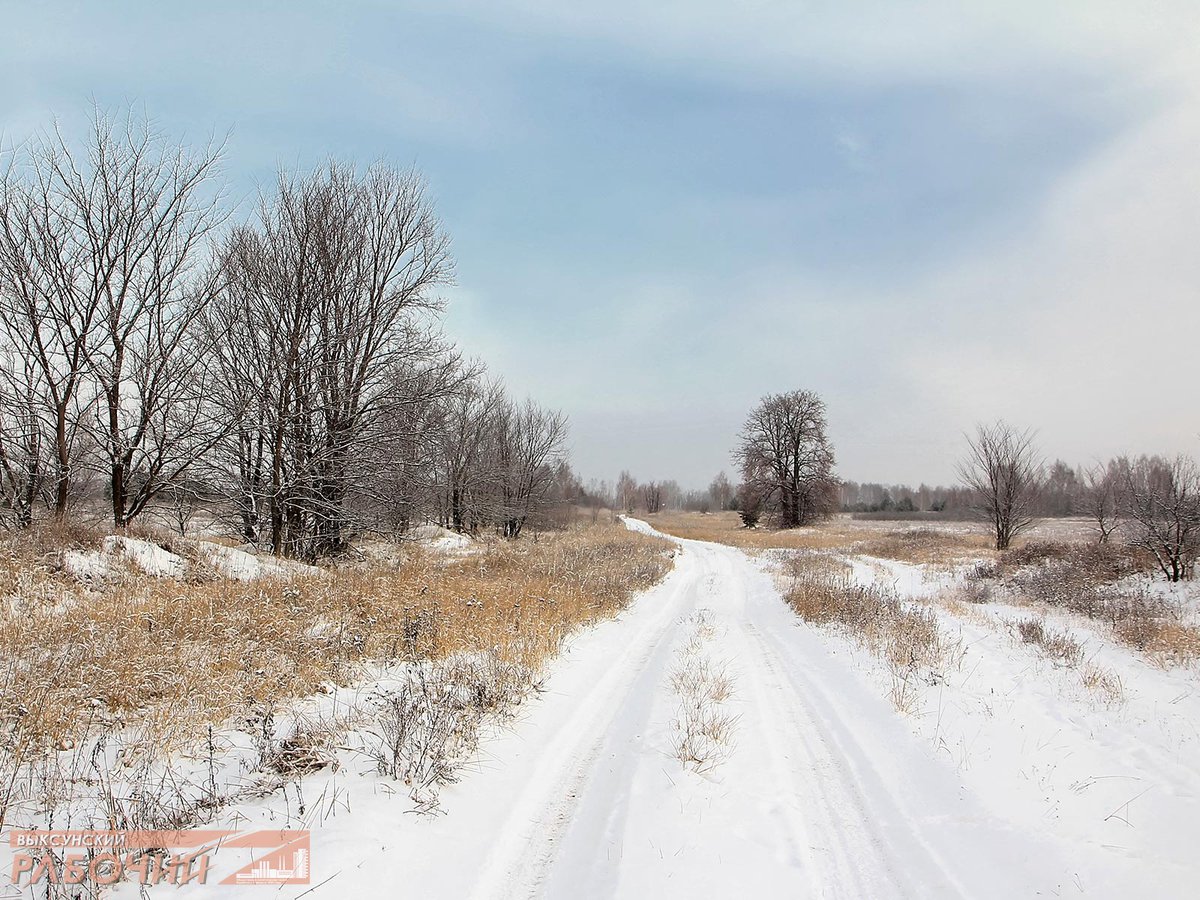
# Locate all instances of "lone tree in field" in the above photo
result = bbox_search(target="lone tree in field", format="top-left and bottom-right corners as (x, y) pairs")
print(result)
(957, 421), (1041, 550)
(735, 390), (838, 529)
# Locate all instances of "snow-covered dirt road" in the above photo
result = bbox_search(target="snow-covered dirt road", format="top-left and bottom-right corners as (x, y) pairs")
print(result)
(265, 520), (1066, 899)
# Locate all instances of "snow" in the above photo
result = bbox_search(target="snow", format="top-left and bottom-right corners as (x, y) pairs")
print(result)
(409, 523), (474, 553)
(56, 535), (317, 583)
(59, 548), (110, 581)
(61, 539), (182, 582)
(200, 543), (322, 581)
(102, 535), (186, 577)
(832, 551), (1200, 899)
(845, 553), (949, 599)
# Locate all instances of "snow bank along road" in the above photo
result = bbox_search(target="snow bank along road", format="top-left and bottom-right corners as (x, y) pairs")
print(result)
(265, 518), (1071, 900)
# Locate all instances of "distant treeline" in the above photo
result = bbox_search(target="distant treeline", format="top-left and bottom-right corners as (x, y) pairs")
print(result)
(842, 459), (1095, 519)
(600, 459), (1108, 521)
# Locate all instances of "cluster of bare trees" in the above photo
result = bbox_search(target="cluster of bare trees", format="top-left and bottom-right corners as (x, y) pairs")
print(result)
(843, 458), (1161, 520)
(604, 471), (739, 517)
(425, 382), (571, 540)
(0, 115), (226, 528)
(958, 421), (1200, 580)
(0, 111), (569, 554)
(612, 472), (678, 515)
(1084, 454), (1200, 581)
(734, 390), (839, 529)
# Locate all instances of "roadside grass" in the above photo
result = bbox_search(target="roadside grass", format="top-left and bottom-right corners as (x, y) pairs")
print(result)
(656, 509), (1191, 681)
(776, 548), (854, 583)
(783, 569), (959, 713)
(0, 522), (673, 826)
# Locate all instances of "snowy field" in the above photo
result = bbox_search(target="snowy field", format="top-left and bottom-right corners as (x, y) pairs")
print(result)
(23, 517), (1181, 899)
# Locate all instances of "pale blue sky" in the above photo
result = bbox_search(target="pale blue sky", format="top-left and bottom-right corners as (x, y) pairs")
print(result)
(4, 1), (1199, 487)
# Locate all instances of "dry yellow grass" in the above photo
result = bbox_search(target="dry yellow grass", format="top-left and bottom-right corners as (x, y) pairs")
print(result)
(646, 511), (861, 550)
(1114, 618), (1200, 665)
(0, 523), (673, 762)
(648, 510), (992, 564)
(782, 566), (958, 713)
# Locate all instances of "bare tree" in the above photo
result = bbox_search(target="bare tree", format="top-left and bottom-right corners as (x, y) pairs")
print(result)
(1082, 460), (1121, 545)
(495, 398), (568, 537)
(211, 162), (453, 557)
(1039, 459), (1082, 517)
(1118, 454), (1200, 582)
(500, 400), (568, 536)
(641, 481), (664, 514)
(957, 421), (1041, 550)
(584, 478), (612, 523)
(432, 376), (506, 534)
(708, 471), (733, 512)
(0, 127), (104, 517)
(616, 470), (638, 515)
(734, 389), (837, 529)
(0, 352), (43, 526)
(366, 348), (473, 534)
(82, 116), (227, 526)
(736, 481), (763, 528)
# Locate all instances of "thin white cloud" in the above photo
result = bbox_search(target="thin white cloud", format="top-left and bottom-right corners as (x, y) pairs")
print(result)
(428, 0), (1200, 89)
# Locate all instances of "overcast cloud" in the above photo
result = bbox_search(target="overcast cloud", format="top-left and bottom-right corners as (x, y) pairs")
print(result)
(4, 1), (1198, 487)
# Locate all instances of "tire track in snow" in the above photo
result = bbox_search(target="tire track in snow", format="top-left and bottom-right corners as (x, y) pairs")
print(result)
(473, 523), (1063, 899)
(467, 552), (702, 900)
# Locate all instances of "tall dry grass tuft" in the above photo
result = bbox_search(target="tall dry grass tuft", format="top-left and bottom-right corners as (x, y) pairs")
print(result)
(1015, 618), (1085, 667)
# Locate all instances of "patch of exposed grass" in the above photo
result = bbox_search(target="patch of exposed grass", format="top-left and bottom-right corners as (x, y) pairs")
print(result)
(855, 528), (994, 565)
(670, 610), (737, 772)
(783, 569), (957, 713)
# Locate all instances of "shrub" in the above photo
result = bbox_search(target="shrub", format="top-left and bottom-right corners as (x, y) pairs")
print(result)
(1016, 617), (1084, 666)
(785, 573), (952, 711)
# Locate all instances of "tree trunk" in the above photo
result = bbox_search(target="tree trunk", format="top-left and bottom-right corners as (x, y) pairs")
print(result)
(111, 462), (126, 528)
(53, 406), (70, 519)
